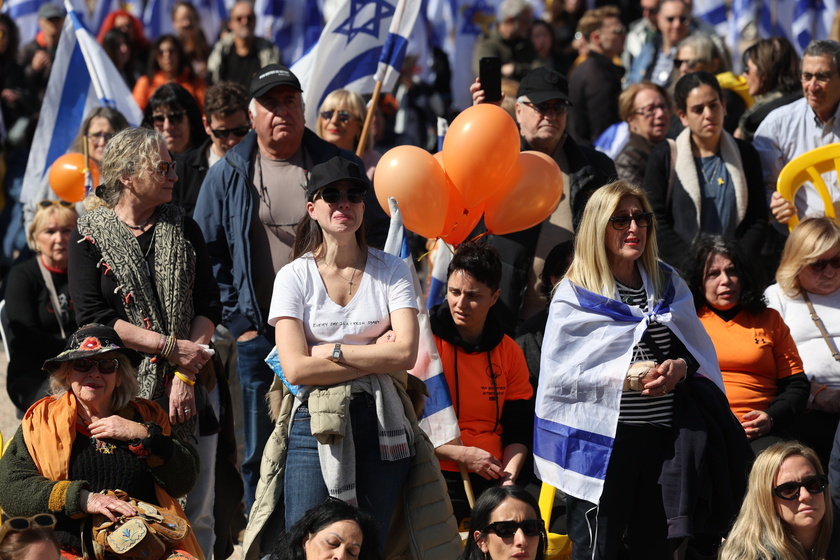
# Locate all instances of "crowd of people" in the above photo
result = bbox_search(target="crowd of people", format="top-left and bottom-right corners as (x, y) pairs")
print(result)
(4, 0), (840, 559)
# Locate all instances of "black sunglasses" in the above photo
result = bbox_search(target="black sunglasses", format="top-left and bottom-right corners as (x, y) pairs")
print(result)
(481, 520), (544, 538)
(71, 358), (120, 374)
(320, 110), (354, 123)
(151, 110), (186, 125)
(86, 131), (115, 142)
(608, 212), (653, 230)
(39, 199), (74, 208)
(665, 15), (689, 23)
(316, 187), (366, 204)
(809, 256), (840, 273)
(0, 514), (57, 545)
(211, 126), (250, 139)
(523, 101), (569, 117)
(773, 474), (828, 501)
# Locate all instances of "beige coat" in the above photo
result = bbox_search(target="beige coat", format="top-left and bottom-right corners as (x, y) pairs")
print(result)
(242, 376), (462, 560)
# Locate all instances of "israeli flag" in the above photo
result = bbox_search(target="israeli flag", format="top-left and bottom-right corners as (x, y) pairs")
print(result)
(255, 0), (323, 65)
(384, 198), (460, 448)
(20, 0), (143, 211)
(2, 0), (85, 43)
(291, 0), (421, 127)
(693, 0), (729, 36)
(759, 0), (837, 55)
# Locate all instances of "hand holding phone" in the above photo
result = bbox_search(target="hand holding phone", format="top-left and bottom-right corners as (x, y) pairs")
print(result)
(479, 57), (502, 103)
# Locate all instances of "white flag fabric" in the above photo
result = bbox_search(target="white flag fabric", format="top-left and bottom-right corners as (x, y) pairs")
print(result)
(384, 198), (460, 448)
(291, 0), (421, 127)
(20, 0), (143, 211)
(758, 0), (838, 55)
(2, 0), (85, 43)
(371, 0), (420, 94)
(254, 0), (324, 65)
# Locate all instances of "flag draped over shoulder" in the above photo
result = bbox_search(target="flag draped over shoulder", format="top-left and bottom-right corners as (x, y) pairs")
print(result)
(534, 263), (723, 505)
(20, 0), (143, 210)
(384, 198), (460, 449)
(291, 0), (420, 126)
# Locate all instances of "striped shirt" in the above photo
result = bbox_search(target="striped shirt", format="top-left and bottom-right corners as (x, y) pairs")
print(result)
(616, 281), (675, 426)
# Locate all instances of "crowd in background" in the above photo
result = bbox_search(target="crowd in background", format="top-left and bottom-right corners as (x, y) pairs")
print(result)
(5, 0), (840, 559)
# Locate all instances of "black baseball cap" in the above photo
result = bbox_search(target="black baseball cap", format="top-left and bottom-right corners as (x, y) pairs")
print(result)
(305, 157), (370, 200)
(517, 67), (572, 106)
(250, 64), (303, 98)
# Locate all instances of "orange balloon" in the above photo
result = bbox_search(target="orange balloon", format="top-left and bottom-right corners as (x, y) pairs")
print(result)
(442, 104), (520, 207)
(433, 153), (484, 243)
(484, 151), (564, 235)
(374, 146), (450, 238)
(49, 154), (100, 203)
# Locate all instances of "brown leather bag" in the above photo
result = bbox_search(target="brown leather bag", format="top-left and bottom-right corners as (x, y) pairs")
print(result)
(90, 490), (189, 560)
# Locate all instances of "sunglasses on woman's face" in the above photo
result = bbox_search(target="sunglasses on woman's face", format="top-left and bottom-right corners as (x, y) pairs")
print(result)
(315, 187), (366, 204)
(481, 519), (544, 538)
(772, 474), (828, 500)
(808, 256), (840, 273)
(71, 358), (120, 374)
(319, 110), (353, 124)
(0, 514), (57, 545)
(151, 110), (186, 125)
(608, 212), (653, 230)
(39, 200), (74, 208)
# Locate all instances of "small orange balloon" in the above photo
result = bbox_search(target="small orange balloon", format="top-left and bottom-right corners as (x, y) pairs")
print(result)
(442, 104), (520, 207)
(49, 154), (100, 203)
(374, 146), (450, 238)
(484, 151), (564, 235)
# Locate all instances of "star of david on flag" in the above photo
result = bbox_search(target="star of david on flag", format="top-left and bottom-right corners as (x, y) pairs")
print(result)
(291, 0), (420, 126)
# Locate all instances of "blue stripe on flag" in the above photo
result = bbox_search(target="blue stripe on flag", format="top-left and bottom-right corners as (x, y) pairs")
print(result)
(701, 4), (727, 25)
(399, 236), (411, 260)
(379, 32), (407, 67)
(427, 276), (446, 309)
(533, 416), (614, 480)
(44, 42), (91, 173)
(5, 0), (42, 16)
(421, 372), (454, 417)
(316, 46), (382, 110)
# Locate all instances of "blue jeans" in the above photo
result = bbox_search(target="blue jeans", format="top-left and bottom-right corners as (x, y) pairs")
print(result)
(284, 393), (411, 546)
(235, 331), (276, 514)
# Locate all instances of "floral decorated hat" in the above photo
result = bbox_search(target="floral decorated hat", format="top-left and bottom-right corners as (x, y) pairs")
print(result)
(43, 323), (143, 372)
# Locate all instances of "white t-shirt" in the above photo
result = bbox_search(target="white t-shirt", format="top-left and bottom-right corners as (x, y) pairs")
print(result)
(268, 248), (418, 346)
(765, 283), (840, 387)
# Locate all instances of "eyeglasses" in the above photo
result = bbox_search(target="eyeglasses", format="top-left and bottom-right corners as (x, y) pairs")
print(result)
(603, 26), (626, 35)
(151, 110), (186, 125)
(609, 212), (653, 230)
(235, 14), (255, 22)
(633, 103), (668, 118)
(38, 200), (74, 209)
(773, 474), (828, 500)
(665, 15), (689, 24)
(86, 132), (115, 142)
(320, 110), (354, 123)
(154, 160), (176, 176)
(480, 520), (544, 538)
(801, 71), (835, 84)
(523, 101), (570, 118)
(211, 126), (250, 139)
(0, 514), (57, 545)
(808, 256), (840, 272)
(71, 358), (120, 374)
(315, 187), (366, 204)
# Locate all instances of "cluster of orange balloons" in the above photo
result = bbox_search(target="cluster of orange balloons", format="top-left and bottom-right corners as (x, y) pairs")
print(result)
(374, 104), (563, 244)
(49, 153), (100, 203)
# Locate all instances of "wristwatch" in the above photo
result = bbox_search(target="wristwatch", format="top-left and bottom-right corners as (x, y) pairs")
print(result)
(330, 343), (342, 363)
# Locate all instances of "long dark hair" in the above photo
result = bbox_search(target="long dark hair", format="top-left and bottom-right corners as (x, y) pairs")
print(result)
(742, 37), (800, 96)
(683, 234), (767, 314)
(0, 14), (21, 61)
(146, 34), (190, 80)
(142, 82), (208, 150)
(269, 499), (381, 560)
(460, 486), (546, 560)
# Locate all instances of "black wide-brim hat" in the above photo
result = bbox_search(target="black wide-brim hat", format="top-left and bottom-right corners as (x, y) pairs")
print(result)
(43, 323), (143, 372)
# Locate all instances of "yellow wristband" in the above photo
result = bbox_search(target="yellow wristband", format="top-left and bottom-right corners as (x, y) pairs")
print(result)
(173, 370), (196, 386)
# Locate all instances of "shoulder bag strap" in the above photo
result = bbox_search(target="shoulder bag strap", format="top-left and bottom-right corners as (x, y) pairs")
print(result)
(802, 291), (840, 362)
(36, 257), (66, 339)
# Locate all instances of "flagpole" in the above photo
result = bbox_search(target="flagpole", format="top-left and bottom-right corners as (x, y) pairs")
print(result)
(357, 80), (383, 157)
(456, 439), (476, 509)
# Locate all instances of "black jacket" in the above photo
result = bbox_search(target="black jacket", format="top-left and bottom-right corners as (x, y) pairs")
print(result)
(567, 51), (624, 147)
(174, 137), (213, 217)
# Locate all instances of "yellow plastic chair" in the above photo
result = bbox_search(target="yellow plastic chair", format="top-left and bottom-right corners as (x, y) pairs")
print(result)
(776, 142), (840, 231)
(538, 483), (572, 560)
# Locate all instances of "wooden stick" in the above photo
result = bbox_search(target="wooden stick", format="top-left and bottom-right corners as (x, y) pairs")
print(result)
(357, 80), (383, 157)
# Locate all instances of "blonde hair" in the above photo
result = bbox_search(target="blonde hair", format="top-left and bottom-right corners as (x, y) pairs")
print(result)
(316, 89), (370, 150)
(565, 181), (663, 298)
(50, 353), (139, 412)
(776, 218), (840, 297)
(719, 441), (833, 560)
(27, 203), (78, 252)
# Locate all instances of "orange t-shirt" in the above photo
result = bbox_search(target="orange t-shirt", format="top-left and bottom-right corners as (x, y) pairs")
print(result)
(698, 307), (803, 421)
(434, 334), (533, 472)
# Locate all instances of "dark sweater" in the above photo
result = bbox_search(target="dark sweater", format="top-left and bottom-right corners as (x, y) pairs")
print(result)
(5, 257), (76, 410)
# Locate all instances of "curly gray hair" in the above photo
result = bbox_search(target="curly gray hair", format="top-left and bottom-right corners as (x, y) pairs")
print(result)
(96, 127), (167, 208)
